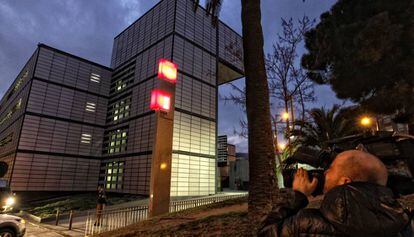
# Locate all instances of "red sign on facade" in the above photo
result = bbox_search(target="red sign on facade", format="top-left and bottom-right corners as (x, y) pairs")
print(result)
(158, 59), (178, 83)
(150, 89), (171, 112)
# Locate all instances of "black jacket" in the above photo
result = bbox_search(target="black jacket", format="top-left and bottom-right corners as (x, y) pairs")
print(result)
(97, 190), (107, 204)
(259, 182), (413, 237)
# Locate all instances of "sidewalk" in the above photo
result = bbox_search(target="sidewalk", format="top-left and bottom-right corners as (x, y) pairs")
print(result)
(25, 220), (80, 237)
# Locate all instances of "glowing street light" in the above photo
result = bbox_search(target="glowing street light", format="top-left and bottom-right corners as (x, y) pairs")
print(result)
(278, 143), (287, 151)
(282, 112), (289, 121)
(360, 116), (373, 127)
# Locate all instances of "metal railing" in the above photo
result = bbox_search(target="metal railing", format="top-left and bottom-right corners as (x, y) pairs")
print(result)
(84, 193), (247, 236)
(170, 194), (247, 212)
(85, 205), (148, 236)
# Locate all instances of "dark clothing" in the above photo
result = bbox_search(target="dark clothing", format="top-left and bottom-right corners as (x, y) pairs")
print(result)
(97, 190), (107, 205)
(260, 182), (413, 237)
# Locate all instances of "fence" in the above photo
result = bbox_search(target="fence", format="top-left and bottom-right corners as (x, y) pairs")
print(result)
(84, 193), (247, 236)
(84, 205), (148, 236)
(170, 194), (247, 212)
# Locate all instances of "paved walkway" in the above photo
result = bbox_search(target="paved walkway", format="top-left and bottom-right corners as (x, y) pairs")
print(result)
(23, 191), (247, 237)
(24, 217), (86, 237)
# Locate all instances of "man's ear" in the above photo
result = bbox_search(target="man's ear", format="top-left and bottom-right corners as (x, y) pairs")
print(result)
(338, 176), (352, 186)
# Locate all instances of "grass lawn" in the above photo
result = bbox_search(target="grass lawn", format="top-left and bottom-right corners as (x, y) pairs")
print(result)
(98, 197), (252, 237)
(21, 193), (144, 218)
(98, 194), (414, 237)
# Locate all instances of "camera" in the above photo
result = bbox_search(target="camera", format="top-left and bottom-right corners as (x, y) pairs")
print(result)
(281, 147), (334, 196)
(282, 168), (325, 196)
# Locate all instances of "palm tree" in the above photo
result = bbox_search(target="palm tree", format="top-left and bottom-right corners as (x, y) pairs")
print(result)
(291, 105), (359, 150)
(207, 0), (277, 225)
(241, 0), (277, 222)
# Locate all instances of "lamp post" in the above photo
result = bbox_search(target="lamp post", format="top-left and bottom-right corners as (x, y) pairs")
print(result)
(281, 111), (291, 145)
(273, 114), (288, 157)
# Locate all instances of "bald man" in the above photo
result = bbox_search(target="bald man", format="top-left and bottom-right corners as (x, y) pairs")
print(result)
(260, 150), (413, 237)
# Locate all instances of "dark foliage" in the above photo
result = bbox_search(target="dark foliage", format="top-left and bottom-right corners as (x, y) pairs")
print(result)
(302, 0), (414, 121)
(291, 105), (360, 150)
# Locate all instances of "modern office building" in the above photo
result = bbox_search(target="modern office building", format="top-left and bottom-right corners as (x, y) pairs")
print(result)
(217, 135), (236, 188)
(217, 135), (228, 165)
(0, 0), (243, 197)
(229, 156), (249, 190)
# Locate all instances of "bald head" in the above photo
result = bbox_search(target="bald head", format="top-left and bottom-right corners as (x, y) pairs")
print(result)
(323, 150), (388, 192)
(335, 150), (388, 185)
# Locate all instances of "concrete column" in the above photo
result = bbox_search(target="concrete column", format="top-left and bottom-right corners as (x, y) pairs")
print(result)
(148, 65), (176, 217)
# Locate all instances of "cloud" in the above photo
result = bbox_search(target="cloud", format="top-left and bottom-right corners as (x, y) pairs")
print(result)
(119, 0), (143, 24)
(0, 0), (342, 154)
(227, 134), (248, 153)
(0, 0), (161, 98)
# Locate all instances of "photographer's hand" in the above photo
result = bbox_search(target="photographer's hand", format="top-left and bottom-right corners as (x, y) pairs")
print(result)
(292, 168), (318, 197)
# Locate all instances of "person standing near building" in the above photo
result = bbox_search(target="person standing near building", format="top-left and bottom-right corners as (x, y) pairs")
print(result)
(95, 185), (107, 226)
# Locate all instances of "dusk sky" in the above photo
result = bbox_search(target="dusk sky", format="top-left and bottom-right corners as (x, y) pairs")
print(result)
(0, 0), (344, 152)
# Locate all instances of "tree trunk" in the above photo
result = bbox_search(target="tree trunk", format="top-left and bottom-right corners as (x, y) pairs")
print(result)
(241, 0), (277, 223)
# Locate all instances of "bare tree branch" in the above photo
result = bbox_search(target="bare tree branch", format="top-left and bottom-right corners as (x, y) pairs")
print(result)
(225, 16), (316, 141)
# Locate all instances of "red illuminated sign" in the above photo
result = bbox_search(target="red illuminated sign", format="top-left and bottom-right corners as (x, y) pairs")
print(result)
(150, 90), (171, 112)
(158, 59), (178, 83)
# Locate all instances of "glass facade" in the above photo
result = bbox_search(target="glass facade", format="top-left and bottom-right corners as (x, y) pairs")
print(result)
(0, 133), (13, 147)
(0, 0), (243, 195)
(107, 97), (131, 123)
(170, 154), (215, 196)
(107, 0), (243, 196)
(172, 112), (216, 156)
(104, 128), (129, 154)
(217, 135), (228, 163)
(110, 61), (135, 94)
(7, 71), (28, 100)
(104, 161), (125, 190)
(169, 0), (220, 196)
(0, 98), (22, 126)
(218, 23), (244, 73)
(111, 0), (175, 68)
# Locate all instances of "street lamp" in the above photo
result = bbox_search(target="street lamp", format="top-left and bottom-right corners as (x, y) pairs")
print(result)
(360, 116), (372, 127)
(360, 115), (380, 131)
(282, 112), (289, 121)
(278, 143), (287, 151)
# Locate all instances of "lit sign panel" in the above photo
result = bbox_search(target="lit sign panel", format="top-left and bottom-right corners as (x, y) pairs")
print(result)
(158, 59), (178, 83)
(150, 90), (171, 112)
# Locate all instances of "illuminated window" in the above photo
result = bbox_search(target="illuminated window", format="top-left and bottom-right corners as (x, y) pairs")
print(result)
(110, 61), (135, 94)
(85, 102), (96, 112)
(170, 154), (216, 197)
(0, 133), (13, 147)
(107, 97), (131, 123)
(116, 80), (127, 91)
(104, 161), (125, 190)
(7, 71), (28, 101)
(80, 133), (92, 144)
(0, 99), (22, 126)
(90, 73), (101, 83)
(105, 128), (128, 154)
